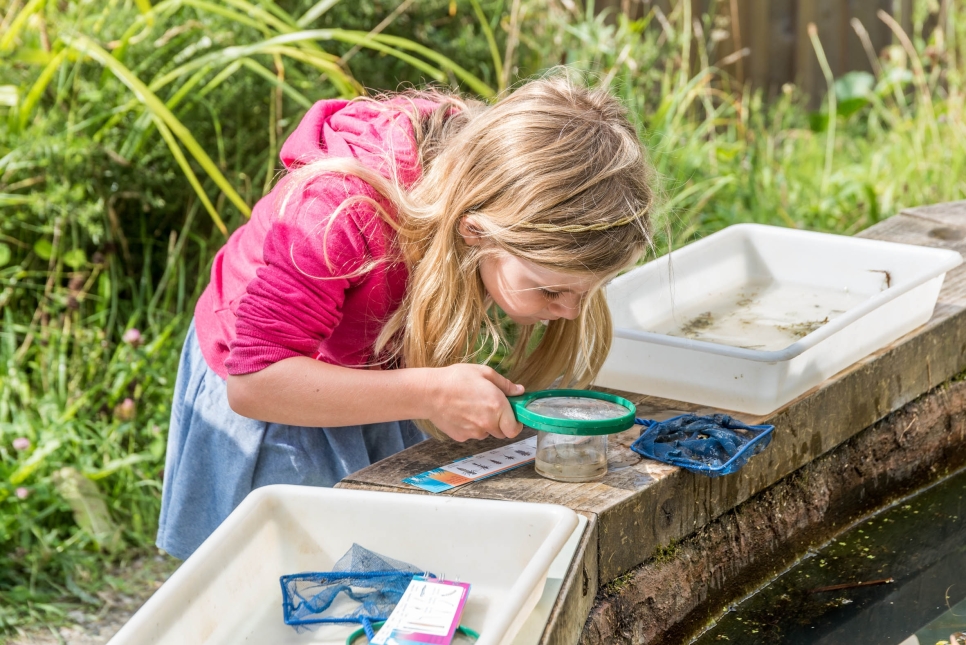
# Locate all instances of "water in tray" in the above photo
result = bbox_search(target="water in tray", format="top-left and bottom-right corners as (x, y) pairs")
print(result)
(655, 281), (871, 351)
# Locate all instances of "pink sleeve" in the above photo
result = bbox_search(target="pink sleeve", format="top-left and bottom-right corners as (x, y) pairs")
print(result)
(224, 178), (386, 375)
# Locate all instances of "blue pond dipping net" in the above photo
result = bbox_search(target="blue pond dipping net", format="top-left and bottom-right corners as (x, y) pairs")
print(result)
(280, 544), (425, 638)
(631, 413), (774, 477)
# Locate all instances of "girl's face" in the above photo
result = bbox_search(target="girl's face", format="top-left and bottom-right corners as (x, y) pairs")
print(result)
(477, 252), (601, 325)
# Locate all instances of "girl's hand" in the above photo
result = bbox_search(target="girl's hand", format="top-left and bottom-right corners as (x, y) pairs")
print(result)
(427, 365), (525, 442)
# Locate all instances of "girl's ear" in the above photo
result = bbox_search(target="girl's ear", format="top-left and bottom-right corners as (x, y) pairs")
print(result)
(458, 216), (485, 247)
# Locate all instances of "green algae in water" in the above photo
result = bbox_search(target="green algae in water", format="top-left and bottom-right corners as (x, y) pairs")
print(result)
(659, 283), (866, 351)
(691, 468), (966, 644)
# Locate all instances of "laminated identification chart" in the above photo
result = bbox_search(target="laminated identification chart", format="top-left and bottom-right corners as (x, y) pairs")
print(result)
(371, 576), (470, 645)
(403, 436), (538, 493)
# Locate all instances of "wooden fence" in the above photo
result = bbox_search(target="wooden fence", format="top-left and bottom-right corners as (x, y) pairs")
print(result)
(600, 0), (945, 104)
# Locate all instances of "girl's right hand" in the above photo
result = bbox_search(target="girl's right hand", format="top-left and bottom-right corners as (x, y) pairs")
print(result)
(426, 364), (525, 442)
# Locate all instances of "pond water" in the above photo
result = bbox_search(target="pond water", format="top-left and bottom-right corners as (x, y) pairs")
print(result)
(655, 282), (871, 351)
(692, 467), (966, 645)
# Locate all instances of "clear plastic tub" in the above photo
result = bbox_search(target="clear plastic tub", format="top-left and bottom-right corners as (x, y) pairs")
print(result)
(597, 224), (962, 414)
(535, 432), (608, 482)
(524, 395), (629, 482)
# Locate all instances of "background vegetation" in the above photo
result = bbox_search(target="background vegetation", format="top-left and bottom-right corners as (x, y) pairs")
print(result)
(0, 0), (964, 636)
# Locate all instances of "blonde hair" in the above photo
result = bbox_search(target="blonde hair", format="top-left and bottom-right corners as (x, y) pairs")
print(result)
(280, 75), (655, 438)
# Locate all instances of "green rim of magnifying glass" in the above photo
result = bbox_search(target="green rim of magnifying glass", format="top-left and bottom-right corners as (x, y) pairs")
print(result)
(508, 389), (636, 436)
(345, 622), (480, 644)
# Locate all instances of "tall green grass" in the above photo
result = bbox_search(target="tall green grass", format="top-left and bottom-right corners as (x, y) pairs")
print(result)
(0, 0), (500, 634)
(0, 237), (189, 631)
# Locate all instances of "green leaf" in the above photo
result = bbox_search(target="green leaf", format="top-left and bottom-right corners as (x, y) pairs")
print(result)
(0, 193), (34, 206)
(836, 97), (870, 119)
(880, 67), (914, 92)
(9, 439), (62, 485)
(297, 0), (341, 27)
(239, 58), (313, 108)
(0, 0), (47, 52)
(714, 143), (741, 162)
(34, 239), (53, 260)
(52, 466), (121, 552)
(0, 243), (10, 267)
(62, 248), (87, 269)
(469, 0), (504, 91)
(20, 49), (69, 130)
(833, 71), (874, 118)
(64, 34), (241, 233)
(368, 32), (495, 98)
(809, 111), (829, 132)
(151, 114), (227, 236)
(834, 71), (875, 102)
(12, 48), (53, 65)
(85, 453), (151, 481)
(0, 85), (18, 107)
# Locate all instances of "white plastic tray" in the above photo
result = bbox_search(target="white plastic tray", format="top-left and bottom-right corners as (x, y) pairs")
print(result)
(597, 224), (962, 414)
(107, 486), (577, 645)
(510, 514), (587, 644)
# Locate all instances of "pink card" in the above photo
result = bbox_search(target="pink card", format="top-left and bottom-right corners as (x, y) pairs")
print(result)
(371, 576), (471, 644)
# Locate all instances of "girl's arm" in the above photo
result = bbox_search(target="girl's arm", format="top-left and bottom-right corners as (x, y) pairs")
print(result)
(226, 357), (524, 442)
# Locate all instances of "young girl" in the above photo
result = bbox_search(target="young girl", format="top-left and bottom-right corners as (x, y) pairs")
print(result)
(157, 75), (655, 559)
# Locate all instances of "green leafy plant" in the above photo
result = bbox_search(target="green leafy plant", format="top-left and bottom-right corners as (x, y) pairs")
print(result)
(0, 0), (501, 633)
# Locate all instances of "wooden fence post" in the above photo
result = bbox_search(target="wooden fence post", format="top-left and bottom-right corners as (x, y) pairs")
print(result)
(599, 0), (945, 106)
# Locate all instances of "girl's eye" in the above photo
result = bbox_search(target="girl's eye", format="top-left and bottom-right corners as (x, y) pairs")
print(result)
(541, 289), (562, 301)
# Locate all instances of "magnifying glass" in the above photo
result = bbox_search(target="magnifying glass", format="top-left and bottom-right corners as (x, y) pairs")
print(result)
(508, 389), (636, 482)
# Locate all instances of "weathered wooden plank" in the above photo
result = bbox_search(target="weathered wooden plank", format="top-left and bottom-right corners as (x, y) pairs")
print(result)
(336, 428), (536, 489)
(817, 0), (844, 76)
(763, 0), (797, 91)
(900, 0), (914, 41)
(795, 0), (819, 104)
(339, 202), (966, 641)
(848, 0), (880, 74)
(746, 0), (771, 89)
(901, 200), (966, 227)
(863, 205), (966, 310)
(583, 377), (966, 645)
(606, 1), (903, 99)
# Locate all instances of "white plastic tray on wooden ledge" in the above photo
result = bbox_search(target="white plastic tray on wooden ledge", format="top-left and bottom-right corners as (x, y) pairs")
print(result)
(597, 223), (963, 415)
(107, 485), (578, 645)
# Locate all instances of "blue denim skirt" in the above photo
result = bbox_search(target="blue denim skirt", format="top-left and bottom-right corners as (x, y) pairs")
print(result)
(156, 321), (426, 559)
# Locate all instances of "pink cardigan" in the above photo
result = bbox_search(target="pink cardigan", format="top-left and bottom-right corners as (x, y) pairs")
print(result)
(194, 99), (436, 379)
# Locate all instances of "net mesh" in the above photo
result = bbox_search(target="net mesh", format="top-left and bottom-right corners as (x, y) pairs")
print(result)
(631, 414), (774, 477)
(525, 396), (628, 421)
(280, 544), (424, 637)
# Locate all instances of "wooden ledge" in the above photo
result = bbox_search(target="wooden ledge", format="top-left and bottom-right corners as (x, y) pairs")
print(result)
(337, 201), (966, 644)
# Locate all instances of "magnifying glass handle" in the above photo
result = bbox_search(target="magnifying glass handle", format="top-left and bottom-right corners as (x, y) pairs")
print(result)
(506, 395), (527, 420)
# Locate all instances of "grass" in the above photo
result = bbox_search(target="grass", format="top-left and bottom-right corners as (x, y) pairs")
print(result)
(0, 0), (964, 637)
(0, 227), (199, 633)
(0, 0), (499, 634)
